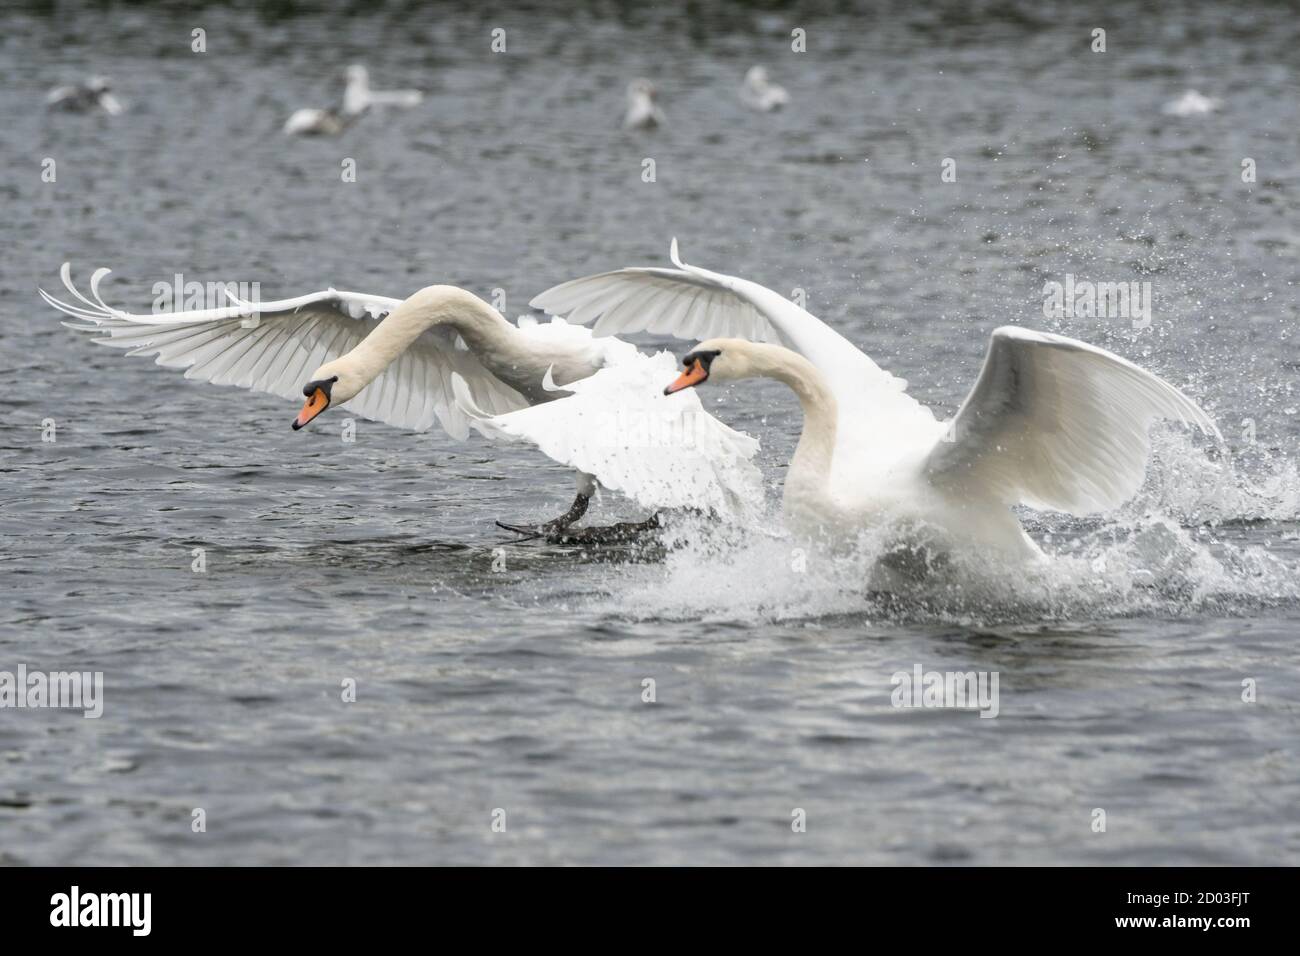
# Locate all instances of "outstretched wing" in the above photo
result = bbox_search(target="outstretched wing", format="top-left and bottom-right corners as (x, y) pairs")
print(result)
(924, 326), (1221, 514)
(530, 238), (906, 410)
(43, 264), (527, 439)
(452, 350), (765, 517)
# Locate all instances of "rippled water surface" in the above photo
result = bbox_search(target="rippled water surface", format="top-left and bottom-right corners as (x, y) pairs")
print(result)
(2, 1), (1298, 864)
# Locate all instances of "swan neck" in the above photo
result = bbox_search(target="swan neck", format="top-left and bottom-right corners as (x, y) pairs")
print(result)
(346, 287), (516, 388)
(748, 345), (838, 502)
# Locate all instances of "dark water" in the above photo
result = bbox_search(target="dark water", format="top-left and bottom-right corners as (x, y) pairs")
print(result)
(2, 1), (1298, 864)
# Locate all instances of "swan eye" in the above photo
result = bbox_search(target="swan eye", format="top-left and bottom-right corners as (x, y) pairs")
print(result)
(303, 377), (337, 398)
(682, 349), (721, 371)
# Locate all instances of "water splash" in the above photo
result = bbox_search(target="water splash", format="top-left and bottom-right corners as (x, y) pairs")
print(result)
(590, 439), (1300, 626)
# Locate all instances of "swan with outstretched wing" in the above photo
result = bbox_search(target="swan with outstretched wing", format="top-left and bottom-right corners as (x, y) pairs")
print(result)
(535, 241), (1221, 559)
(43, 264), (764, 541)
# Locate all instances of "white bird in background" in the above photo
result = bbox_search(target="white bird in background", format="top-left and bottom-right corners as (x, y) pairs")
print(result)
(532, 241), (1222, 564)
(42, 265), (761, 541)
(46, 76), (124, 115)
(740, 66), (789, 111)
(623, 78), (665, 130)
(284, 64), (423, 136)
(1162, 89), (1219, 117)
(341, 64), (424, 112)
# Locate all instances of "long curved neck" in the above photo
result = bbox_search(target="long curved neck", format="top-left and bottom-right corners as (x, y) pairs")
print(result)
(346, 286), (520, 387)
(741, 344), (838, 505)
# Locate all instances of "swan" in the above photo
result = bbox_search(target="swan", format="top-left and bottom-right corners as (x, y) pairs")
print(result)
(623, 79), (665, 130)
(531, 241), (1222, 562)
(284, 64), (422, 135)
(46, 77), (123, 115)
(740, 66), (789, 112)
(41, 265), (762, 540)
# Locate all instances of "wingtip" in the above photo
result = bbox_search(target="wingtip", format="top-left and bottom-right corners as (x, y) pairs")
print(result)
(449, 372), (483, 418)
(669, 237), (684, 269)
(540, 364), (563, 392)
(1194, 407), (1225, 445)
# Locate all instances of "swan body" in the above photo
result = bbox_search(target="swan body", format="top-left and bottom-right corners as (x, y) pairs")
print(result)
(740, 66), (789, 111)
(624, 79), (665, 129)
(47, 76), (123, 115)
(42, 266), (761, 523)
(535, 241), (1222, 560)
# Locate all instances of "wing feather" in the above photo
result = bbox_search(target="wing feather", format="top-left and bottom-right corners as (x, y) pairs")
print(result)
(452, 349), (765, 516)
(531, 239), (907, 411)
(924, 326), (1221, 514)
(45, 264), (527, 434)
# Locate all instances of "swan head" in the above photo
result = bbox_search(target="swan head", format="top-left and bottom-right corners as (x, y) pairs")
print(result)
(663, 338), (747, 394)
(292, 359), (362, 430)
(744, 66), (768, 88)
(345, 64), (369, 85)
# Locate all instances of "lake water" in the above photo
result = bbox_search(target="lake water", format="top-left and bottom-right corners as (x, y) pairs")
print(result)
(1, 0), (1298, 864)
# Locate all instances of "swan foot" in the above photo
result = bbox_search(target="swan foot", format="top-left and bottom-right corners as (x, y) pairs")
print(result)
(543, 514), (661, 545)
(495, 492), (591, 539)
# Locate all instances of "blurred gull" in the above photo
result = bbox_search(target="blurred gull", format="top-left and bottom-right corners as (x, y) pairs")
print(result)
(623, 79), (665, 130)
(740, 66), (789, 111)
(1162, 89), (1219, 117)
(341, 64), (423, 112)
(46, 76), (123, 115)
(285, 64), (423, 135)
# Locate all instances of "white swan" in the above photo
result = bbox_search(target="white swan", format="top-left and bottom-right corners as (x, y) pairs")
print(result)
(41, 266), (762, 539)
(532, 241), (1222, 561)
(740, 66), (789, 112)
(623, 79), (665, 130)
(284, 64), (423, 136)
(47, 77), (123, 115)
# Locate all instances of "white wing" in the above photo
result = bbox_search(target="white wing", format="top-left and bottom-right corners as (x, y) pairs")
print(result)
(529, 238), (908, 410)
(452, 350), (765, 517)
(43, 264), (527, 440)
(924, 327), (1222, 514)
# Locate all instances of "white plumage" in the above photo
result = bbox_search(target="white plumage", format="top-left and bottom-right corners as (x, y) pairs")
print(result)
(455, 350), (763, 516)
(285, 64), (423, 135)
(42, 265), (519, 440)
(740, 66), (789, 111)
(623, 79), (665, 130)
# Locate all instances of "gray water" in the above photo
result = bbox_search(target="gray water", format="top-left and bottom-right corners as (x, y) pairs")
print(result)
(2, 1), (1299, 865)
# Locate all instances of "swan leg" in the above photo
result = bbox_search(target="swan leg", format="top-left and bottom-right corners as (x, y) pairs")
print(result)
(495, 492), (590, 539)
(543, 513), (661, 545)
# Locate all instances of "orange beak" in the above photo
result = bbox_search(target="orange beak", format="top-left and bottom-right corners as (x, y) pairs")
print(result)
(292, 387), (329, 430)
(664, 361), (709, 395)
